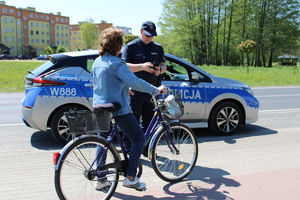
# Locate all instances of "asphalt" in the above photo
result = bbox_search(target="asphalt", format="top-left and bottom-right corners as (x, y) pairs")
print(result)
(1, 125), (300, 199)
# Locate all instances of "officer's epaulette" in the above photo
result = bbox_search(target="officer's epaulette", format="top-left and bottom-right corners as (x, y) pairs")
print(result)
(153, 42), (163, 47)
(127, 39), (138, 46)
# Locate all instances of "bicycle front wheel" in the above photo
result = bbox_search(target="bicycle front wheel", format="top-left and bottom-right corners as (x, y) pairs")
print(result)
(54, 136), (120, 200)
(151, 122), (198, 182)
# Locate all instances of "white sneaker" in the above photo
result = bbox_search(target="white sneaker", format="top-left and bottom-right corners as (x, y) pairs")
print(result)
(95, 180), (111, 190)
(123, 177), (147, 191)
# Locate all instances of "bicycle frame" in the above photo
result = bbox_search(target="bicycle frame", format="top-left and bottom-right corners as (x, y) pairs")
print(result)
(94, 95), (180, 174)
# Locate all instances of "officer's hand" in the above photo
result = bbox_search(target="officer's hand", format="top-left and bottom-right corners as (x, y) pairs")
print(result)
(142, 62), (156, 73)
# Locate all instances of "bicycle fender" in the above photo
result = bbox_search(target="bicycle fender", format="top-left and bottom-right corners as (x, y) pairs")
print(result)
(148, 125), (164, 160)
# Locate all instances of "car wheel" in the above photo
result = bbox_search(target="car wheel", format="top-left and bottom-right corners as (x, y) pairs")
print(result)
(51, 105), (87, 144)
(208, 102), (242, 136)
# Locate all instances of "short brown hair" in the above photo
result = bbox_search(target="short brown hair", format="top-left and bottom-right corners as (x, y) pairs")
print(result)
(99, 28), (124, 56)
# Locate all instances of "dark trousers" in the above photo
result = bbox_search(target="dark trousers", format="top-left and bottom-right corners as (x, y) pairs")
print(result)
(122, 92), (154, 152)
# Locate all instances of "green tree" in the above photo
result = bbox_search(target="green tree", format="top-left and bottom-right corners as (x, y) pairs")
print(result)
(80, 19), (99, 49)
(123, 34), (138, 44)
(56, 45), (68, 53)
(159, 0), (300, 66)
(41, 46), (53, 55)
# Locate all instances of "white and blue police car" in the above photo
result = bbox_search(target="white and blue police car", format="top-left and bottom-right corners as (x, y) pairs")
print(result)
(22, 50), (259, 144)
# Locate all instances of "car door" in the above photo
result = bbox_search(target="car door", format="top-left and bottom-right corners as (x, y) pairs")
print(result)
(78, 56), (97, 106)
(161, 57), (207, 122)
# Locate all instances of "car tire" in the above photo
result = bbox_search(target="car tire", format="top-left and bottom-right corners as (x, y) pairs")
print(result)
(51, 105), (87, 144)
(208, 102), (242, 136)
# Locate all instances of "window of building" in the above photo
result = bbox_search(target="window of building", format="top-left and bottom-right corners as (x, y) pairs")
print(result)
(46, 16), (49, 20)
(18, 29), (22, 34)
(36, 39), (39, 43)
(3, 18), (7, 23)
(30, 22), (34, 26)
(10, 28), (14, 32)
(35, 14), (38, 18)
(24, 25), (28, 29)
(56, 17), (59, 22)
(18, 11), (21, 17)
(30, 13), (33, 18)
(10, 37), (15, 41)
(10, 9), (14, 13)
(3, 8), (7, 13)
(36, 31), (39, 35)
(36, 22), (39, 27)
(18, 20), (22, 25)
(30, 30), (34, 35)
(10, 18), (14, 22)
(23, 17), (28, 20)
(31, 39), (34, 43)
(3, 27), (8, 32)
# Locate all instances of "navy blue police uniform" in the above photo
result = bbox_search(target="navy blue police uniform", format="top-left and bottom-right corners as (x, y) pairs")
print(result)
(122, 38), (165, 132)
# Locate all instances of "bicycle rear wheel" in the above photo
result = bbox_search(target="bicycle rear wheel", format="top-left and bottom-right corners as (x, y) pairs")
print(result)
(151, 122), (198, 182)
(54, 136), (120, 200)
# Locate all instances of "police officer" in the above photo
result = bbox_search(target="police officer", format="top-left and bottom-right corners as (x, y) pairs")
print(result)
(122, 21), (167, 154)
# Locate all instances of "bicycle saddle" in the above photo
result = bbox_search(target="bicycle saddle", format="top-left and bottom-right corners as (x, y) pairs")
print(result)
(93, 102), (121, 112)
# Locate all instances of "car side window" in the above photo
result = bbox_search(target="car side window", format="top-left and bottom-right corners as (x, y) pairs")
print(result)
(87, 58), (95, 72)
(163, 61), (189, 81)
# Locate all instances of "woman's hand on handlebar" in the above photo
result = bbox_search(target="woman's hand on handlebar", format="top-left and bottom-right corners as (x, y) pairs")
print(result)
(157, 85), (167, 94)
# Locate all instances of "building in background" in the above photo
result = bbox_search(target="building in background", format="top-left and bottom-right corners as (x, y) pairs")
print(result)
(70, 21), (112, 51)
(0, 1), (69, 57)
(115, 26), (132, 35)
(0, 1), (132, 56)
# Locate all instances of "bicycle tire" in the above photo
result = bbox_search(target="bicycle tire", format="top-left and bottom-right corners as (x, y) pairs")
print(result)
(151, 122), (198, 182)
(54, 136), (120, 200)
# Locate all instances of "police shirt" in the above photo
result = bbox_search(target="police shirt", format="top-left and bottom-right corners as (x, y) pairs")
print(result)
(122, 38), (165, 85)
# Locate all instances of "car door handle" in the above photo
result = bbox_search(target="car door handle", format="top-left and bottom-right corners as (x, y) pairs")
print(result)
(84, 83), (93, 88)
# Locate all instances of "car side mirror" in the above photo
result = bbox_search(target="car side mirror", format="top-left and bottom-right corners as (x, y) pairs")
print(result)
(191, 72), (200, 84)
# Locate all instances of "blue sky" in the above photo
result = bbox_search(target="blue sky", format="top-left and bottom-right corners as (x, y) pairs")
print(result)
(4, 0), (163, 35)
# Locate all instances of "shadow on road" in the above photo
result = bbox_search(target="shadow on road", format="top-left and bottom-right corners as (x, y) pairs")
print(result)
(30, 129), (63, 150)
(113, 165), (239, 200)
(193, 124), (277, 144)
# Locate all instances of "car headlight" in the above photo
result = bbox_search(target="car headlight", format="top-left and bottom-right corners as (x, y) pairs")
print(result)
(243, 87), (254, 95)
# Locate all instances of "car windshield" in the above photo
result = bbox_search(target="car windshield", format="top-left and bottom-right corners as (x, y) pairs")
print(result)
(31, 61), (55, 75)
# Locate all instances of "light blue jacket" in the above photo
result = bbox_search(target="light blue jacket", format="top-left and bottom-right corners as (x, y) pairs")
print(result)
(92, 53), (159, 116)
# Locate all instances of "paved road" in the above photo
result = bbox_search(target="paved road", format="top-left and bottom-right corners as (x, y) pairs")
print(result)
(0, 86), (300, 199)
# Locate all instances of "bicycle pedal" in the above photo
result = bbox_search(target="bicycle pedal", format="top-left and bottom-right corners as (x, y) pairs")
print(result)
(137, 187), (147, 191)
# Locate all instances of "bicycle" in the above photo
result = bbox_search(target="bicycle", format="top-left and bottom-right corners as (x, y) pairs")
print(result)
(53, 91), (198, 200)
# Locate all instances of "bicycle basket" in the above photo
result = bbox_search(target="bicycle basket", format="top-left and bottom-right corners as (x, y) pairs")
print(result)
(65, 109), (112, 134)
(162, 92), (184, 120)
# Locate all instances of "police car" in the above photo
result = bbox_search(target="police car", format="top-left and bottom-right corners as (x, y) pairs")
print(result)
(22, 50), (259, 144)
